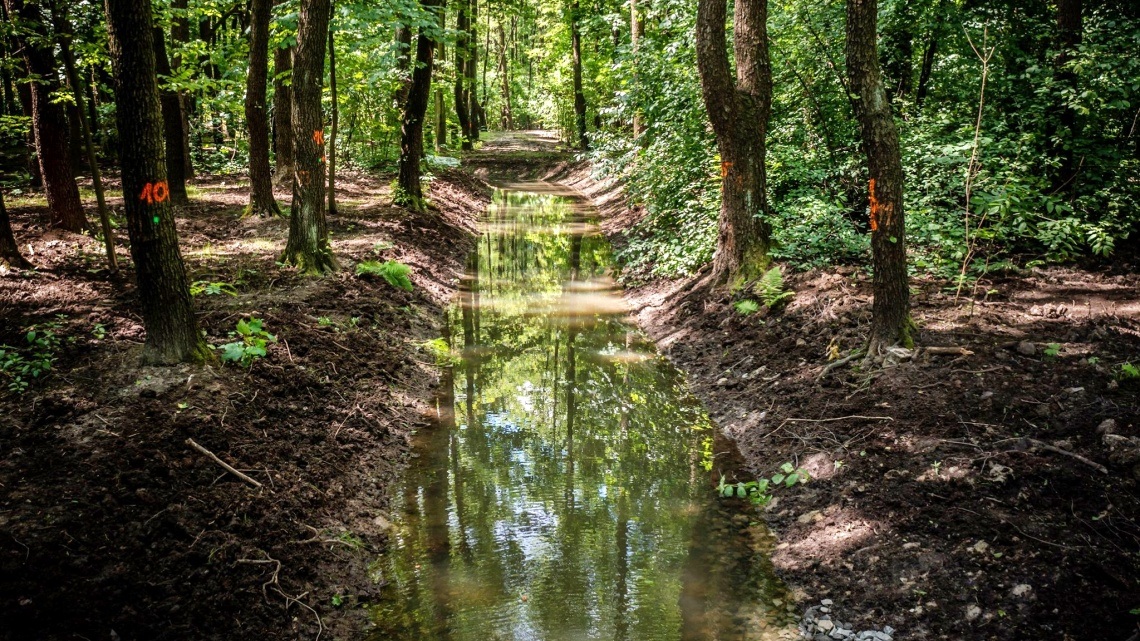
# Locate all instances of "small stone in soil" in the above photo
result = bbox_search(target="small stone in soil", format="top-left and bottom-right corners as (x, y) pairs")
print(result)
(1016, 340), (1036, 356)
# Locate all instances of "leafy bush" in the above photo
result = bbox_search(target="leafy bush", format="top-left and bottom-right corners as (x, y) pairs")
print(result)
(357, 260), (414, 291)
(0, 318), (67, 393)
(755, 266), (794, 309)
(217, 318), (277, 367)
(734, 299), (761, 316)
(190, 280), (239, 297)
(717, 462), (810, 506)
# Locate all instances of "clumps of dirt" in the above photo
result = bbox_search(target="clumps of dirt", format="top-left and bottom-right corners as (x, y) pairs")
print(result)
(0, 169), (488, 641)
(557, 157), (1140, 640)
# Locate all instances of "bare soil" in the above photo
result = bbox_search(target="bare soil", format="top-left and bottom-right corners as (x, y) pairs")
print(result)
(0, 169), (487, 640)
(553, 159), (1140, 641)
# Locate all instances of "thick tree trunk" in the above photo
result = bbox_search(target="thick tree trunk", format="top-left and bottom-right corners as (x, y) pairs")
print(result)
(327, 19), (338, 215)
(396, 0), (440, 211)
(846, 0), (911, 352)
(245, 0), (280, 216)
(570, 0), (587, 149)
(153, 28), (190, 205)
(695, 0), (772, 284)
(273, 44), (295, 186)
(0, 190), (31, 269)
(5, 0), (86, 232)
(283, 0), (336, 273)
(104, 0), (211, 364)
(170, 0), (193, 178)
(1049, 0), (1082, 192)
(454, 0), (473, 149)
(394, 25), (414, 112)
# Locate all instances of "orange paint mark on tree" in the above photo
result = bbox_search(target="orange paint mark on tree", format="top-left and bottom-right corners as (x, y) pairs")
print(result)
(313, 130), (325, 145)
(868, 178), (880, 232)
(139, 181), (169, 205)
(721, 161), (733, 178)
(297, 170), (310, 186)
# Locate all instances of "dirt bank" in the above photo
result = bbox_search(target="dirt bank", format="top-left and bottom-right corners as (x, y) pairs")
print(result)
(0, 169), (488, 640)
(551, 158), (1140, 641)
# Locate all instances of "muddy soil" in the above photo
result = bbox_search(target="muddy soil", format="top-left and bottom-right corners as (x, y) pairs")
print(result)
(551, 160), (1140, 640)
(0, 169), (488, 640)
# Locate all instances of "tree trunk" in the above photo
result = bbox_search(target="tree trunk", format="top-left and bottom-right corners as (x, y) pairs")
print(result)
(570, 0), (587, 149)
(630, 0), (642, 139)
(105, 0), (211, 364)
(0, 190), (31, 269)
(282, 0), (336, 273)
(435, 88), (446, 151)
(394, 25), (413, 112)
(468, 0), (480, 141)
(153, 28), (190, 205)
(846, 0), (911, 352)
(52, 2), (118, 271)
(880, 5), (913, 99)
(454, 0), (472, 149)
(327, 17), (338, 215)
(396, 0), (440, 211)
(245, 0), (280, 216)
(915, 36), (937, 107)
(16, 81), (41, 187)
(5, 0), (86, 232)
(497, 21), (512, 129)
(1049, 0), (1082, 192)
(273, 43), (295, 186)
(171, 0), (193, 178)
(695, 0), (772, 284)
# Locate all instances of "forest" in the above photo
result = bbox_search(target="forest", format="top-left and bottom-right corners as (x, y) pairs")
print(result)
(1, 0), (1139, 638)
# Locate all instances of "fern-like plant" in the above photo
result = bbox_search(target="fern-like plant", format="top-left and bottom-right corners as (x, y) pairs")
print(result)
(356, 260), (414, 291)
(755, 266), (793, 309)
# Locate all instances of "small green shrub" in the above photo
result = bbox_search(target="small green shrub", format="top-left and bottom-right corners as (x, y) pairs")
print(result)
(1117, 362), (1140, 382)
(0, 318), (67, 393)
(734, 299), (761, 315)
(717, 462), (810, 506)
(755, 266), (794, 309)
(190, 280), (239, 297)
(357, 260), (414, 291)
(217, 318), (277, 367)
(420, 338), (460, 367)
(1043, 343), (1062, 359)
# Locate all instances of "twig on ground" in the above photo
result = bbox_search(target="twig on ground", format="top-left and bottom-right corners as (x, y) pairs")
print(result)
(1019, 438), (1109, 475)
(816, 350), (862, 382)
(923, 346), (975, 357)
(186, 438), (264, 488)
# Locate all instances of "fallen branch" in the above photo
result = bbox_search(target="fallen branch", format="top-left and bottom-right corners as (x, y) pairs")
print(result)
(783, 415), (894, 424)
(186, 438), (263, 488)
(816, 350), (862, 382)
(923, 346), (975, 357)
(1021, 438), (1108, 475)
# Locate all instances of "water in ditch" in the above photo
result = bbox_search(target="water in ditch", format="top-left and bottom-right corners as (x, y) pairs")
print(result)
(369, 184), (798, 640)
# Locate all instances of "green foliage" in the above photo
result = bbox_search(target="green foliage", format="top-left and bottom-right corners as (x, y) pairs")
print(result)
(420, 338), (460, 367)
(0, 318), (68, 394)
(1043, 343), (1062, 359)
(716, 462), (810, 506)
(754, 266), (793, 309)
(190, 280), (239, 297)
(734, 299), (761, 316)
(1117, 362), (1140, 382)
(217, 318), (277, 367)
(357, 260), (414, 291)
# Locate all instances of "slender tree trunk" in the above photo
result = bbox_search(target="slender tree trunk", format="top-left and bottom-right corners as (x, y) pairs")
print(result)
(105, 0), (211, 364)
(171, 0), (193, 178)
(468, 0), (480, 141)
(16, 81), (40, 187)
(915, 36), (937, 107)
(246, 0), (280, 216)
(0, 190), (31, 269)
(327, 17), (338, 215)
(1050, 0), (1082, 192)
(497, 21), (512, 129)
(153, 28), (190, 205)
(846, 0), (911, 352)
(5, 0), (86, 232)
(569, 0), (587, 149)
(630, 0), (642, 138)
(454, 0), (472, 149)
(396, 0), (440, 211)
(273, 43), (295, 186)
(433, 21), (446, 150)
(52, 3), (118, 271)
(695, 0), (772, 284)
(394, 25), (414, 112)
(282, 0), (336, 273)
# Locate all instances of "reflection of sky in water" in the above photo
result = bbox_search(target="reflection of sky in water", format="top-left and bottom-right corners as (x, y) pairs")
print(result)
(369, 186), (794, 641)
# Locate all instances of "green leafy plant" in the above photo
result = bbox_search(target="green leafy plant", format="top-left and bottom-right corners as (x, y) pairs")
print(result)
(754, 266), (794, 309)
(734, 299), (761, 315)
(717, 462), (810, 506)
(1117, 362), (1140, 382)
(420, 338), (460, 367)
(0, 318), (67, 393)
(356, 260), (414, 291)
(190, 280), (239, 297)
(1043, 343), (1062, 359)
(217, 318), (277, 367)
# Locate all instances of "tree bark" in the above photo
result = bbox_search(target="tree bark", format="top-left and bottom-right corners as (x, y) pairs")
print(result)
(273, 43), (295, 186)
(394, 25), (413, 112)
(467, 0), (480, 141)
(695, 0), (772, 284)
(630, 0), (642, 139)
(497, 20), (512, 129)
(282, 0), (336, 273)
(0, 190), (31, 269)
(170, 0), (193, 178)
(5, 0), (86, 232)
(104, 0), (211, 364)
(454, 0), (473, 149)
(570, 0), (587, 149)
(915, 36), (937, 107)
(327, 17), (338, 215)
(245, 0), (280, 216)
(153, 27), (190, 205)
(1049, 0), (1082, 192)
(396, 0), (441, 211)
(846, 0), (911, 352)
(16, 81), (40, 187)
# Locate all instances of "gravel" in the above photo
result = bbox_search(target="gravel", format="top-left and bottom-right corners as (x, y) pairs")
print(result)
(799, 600), (896, 641)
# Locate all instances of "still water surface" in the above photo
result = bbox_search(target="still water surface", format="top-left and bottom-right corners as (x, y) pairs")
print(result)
(370, 185), (797, 640)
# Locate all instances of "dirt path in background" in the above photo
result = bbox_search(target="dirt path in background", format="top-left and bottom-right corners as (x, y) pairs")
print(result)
(546, 158), (1140, 641)
(0, 169), (488, 640)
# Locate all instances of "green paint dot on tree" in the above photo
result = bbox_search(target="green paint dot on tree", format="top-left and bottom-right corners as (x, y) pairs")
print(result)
(153, 216), (160, 224)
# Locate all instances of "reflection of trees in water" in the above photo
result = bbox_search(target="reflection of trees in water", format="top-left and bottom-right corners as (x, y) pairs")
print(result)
(370, 190), (790, 640)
